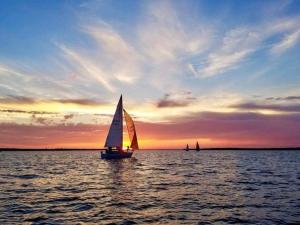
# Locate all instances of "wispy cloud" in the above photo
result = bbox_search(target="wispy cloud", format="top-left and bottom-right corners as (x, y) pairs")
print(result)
(271, 28), (300, 55)
(2, 1), (298, 100)
(138, 1), (210, 63)
(136, 1), (212, 90)
(196, 27), (259, 77)
(82, 23), (142, 83)
(54, 19), (148, 93)
(0, 109), (57, 115)
(59, 1), (213, 94)
(53, 98), (106, 106)
(59, 1), (213, 96)
(190, 16), (300, 77)
(58, 44), (115, 92)
(0, 95), (36, 104)
(0, 62), (79, 98)
(231, 102), (300, 113)
(0, 0), (300, 140)
(0, 95), (106, 106)
(266, 95), (300, 101)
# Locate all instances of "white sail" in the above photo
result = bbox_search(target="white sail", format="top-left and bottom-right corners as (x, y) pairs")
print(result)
(124, 109), (139, 150)
(104, 95), (123, 148)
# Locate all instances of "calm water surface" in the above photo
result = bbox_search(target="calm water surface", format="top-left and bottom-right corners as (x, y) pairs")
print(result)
(0, 150), (299, 225)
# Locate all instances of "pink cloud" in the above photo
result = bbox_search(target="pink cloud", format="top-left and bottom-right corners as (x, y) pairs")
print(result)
(0, 112), (299, 148)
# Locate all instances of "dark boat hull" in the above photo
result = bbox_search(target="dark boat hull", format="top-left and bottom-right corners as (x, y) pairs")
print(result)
(101, 151), (133, 159)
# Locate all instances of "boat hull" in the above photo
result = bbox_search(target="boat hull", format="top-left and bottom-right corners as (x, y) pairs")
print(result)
(101, 151), (133, 159)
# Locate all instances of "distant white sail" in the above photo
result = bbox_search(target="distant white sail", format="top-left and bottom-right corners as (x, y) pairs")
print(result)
(104, 95), (123, 148)
(124, 109), (139, 150)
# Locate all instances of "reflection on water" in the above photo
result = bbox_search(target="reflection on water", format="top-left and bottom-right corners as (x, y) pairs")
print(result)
(0, 150), (299, 224)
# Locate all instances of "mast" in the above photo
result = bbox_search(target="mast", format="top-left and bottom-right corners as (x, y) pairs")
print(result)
(104, 95), (123, 149)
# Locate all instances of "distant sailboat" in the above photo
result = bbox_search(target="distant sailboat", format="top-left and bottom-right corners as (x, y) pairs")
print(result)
(196, 141), (200, 151)
(101, 95), (139, 159)
(185, 144), (190, 151)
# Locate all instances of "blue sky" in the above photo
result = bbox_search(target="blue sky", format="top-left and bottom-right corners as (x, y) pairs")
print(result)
(0, 0), (300, 148)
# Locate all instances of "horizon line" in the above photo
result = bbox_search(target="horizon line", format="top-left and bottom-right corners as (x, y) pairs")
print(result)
(1, 147), (300, 151)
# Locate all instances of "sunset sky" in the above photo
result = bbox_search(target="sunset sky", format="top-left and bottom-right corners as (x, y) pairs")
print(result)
(0, 0), (300, 148)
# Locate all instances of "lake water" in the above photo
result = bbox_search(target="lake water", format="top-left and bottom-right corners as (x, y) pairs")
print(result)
(0, 150), (299, 224)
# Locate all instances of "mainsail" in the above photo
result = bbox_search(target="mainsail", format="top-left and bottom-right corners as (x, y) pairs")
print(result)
(104, 95), (123, 148)
(124, 109), (139, 150)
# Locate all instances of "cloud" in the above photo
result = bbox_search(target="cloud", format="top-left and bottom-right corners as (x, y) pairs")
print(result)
(266, 96), (300, 101)
(0, 61), (88, 100)
(157, 99), (189, 108)
(82, 22), (142, 83)
(55, 1), (213, 96)
(198, 28), (258, 77)
(0, 95), (106, 106)
(191, 17), (300, 77)
(31, 114), (49, 125)
(156, 93), (195, 108)
(231, 102), (300, 112)
(0, 95), (36, 104)
(1, 111), (299, 148)
(0, 109), (57, 115)
(53, 98), (106, 106)
(133, 1), (213, 91)
(64, 114), (74, 120)
(2, 1), (297, 104)
(0, 63), (33, 79)
(58, 44), (116, 92)
(55, 21), (144, 93)
(137, 111), (300, 147)
(1, 0), (300, 134)
(138, 1), (210, 63)
(271, 28), (300, 55)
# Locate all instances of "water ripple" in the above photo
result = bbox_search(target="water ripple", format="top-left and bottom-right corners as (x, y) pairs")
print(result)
(0, 150), (299, 224)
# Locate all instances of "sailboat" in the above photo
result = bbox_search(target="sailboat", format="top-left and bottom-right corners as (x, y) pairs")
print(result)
(196, 141), (200, 151)
(101, 95), (139, 159)
(185, 144), (190, 151)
